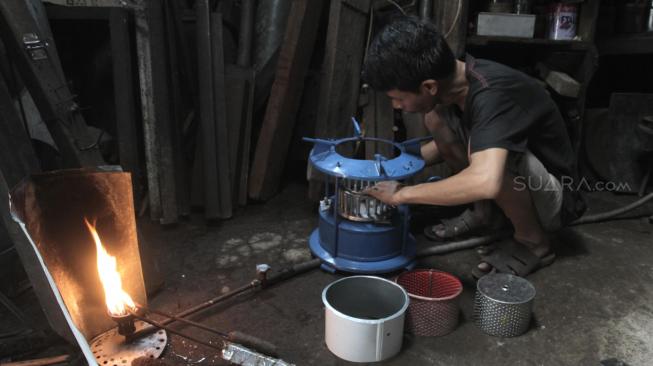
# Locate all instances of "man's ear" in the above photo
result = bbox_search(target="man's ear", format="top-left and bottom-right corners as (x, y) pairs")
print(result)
(421, 79), (439, 96)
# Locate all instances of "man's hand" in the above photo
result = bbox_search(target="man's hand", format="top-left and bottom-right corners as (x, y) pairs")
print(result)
(363, 181), (404, 206)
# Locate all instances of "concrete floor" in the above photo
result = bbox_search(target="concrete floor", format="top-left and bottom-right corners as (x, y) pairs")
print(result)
(3, 183), (652, 365)
(134, 183), (653, 366)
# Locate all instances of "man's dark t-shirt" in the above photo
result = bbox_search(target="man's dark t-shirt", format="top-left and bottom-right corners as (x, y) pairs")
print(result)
(450, 54), (586, 225)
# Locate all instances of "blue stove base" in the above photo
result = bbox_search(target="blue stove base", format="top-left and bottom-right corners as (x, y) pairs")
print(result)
(308, 229), (416, 274)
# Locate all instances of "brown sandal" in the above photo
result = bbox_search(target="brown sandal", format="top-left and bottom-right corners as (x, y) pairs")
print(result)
(424, 208), (486, 241)
(472, 238), (556, 279)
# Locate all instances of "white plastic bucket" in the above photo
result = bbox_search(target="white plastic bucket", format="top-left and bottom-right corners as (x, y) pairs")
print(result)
(322, 276), (409, 362)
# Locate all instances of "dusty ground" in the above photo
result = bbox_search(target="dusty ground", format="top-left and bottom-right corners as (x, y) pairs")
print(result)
(2, 184), (652, 365)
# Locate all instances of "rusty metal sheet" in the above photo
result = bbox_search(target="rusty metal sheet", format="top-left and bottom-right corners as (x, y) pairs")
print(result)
(9, 169), (147, 342)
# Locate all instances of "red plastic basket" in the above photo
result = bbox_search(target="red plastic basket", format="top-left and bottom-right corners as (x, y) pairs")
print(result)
(396, 269), (463, 336)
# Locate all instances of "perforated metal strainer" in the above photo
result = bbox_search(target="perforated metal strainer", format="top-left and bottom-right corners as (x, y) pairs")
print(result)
(474, 273), (535, 337)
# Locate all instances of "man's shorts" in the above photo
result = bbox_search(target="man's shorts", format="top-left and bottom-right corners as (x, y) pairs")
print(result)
(506, 151), (563, 232)
(436, 105), (563, 231)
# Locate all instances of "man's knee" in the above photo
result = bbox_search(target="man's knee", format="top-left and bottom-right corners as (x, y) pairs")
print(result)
(505, 151), (563, 231)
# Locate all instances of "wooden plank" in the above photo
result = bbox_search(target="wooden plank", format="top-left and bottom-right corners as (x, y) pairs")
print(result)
(309, 0), (370, 200)
(225, 64), (255, 206)
(223, 0), (255, 207)
(164, 0), (190, 218)
(0, 0), (105, 167)
(362, 89), (395, 160)
(0, 72), (40, 187)
(167, 0), (196, 106)
(433, 0), (468, 57)
(196, 0), (220, 219)
(236, 0), (254, 68)
(237, 69), (254, 206)
(27, 0), (66, 82)
(314, 0), (370, 141)
(109, 8), (142, 201)
(248, 0), (324, 201)
(211, 12), (232, 218)
(148, 0), (178, 224)
(252, 0), (292, 113)
(134, 1), (162, 220)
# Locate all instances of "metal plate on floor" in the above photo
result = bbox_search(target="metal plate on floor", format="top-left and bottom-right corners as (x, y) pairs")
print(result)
(90, 321), (167, 365)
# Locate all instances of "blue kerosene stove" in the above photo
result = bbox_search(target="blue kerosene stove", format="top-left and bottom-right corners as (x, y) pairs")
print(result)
(304, 120), (428, 274)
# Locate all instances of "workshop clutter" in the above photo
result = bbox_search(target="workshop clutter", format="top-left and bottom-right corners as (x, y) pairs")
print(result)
(323, 270), (537, 361)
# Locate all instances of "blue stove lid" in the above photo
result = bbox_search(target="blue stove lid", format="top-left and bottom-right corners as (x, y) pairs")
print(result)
(303, 135), (430, 181)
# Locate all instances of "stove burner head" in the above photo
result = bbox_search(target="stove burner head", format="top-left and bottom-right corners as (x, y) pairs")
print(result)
(91, 320), (168, 364)
(110, 312), (136, 339)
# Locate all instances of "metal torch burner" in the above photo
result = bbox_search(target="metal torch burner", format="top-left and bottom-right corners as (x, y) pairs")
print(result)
(90, 320), (167, 365)
(304, 120), (430, 274)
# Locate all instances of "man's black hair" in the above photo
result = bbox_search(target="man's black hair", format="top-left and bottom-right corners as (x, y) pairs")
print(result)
(362, 16), (456, 92)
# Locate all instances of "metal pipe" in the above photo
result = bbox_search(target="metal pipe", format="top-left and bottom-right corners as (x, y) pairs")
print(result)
(139, 305), (229, 338)
(131, 258), (320, 339)
(169, 283), (251, 323)
(136, 305), (278, 357)
(638, 166), (651, 197)
(131, 281), (255, 339)
(570, 192), (653, 226)
(416, 230), (512, 257)
(129, 312), (223, 351)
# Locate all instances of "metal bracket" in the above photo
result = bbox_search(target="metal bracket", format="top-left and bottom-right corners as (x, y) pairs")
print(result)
(22, 33), (49, 60)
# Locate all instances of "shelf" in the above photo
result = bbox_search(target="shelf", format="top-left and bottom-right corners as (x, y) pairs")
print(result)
(597, 33), (653, 55)
(466, 35), (593, 51)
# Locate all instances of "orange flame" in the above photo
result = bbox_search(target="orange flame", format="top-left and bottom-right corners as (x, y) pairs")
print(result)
(84, 218), (135, 316)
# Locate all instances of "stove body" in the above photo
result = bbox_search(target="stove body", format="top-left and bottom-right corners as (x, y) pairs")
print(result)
(305, 130), (428, 274)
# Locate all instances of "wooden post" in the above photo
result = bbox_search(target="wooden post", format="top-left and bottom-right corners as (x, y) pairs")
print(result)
(211, 12), (233, 218)
(0, 73), (40, 186)
(109, 8), (142, 201)
(362, 89), (395, 160)
(149, 0), (179, 224)
(225, 0), (256, 206)
(196, 0), (221, 219)
(248, 0), (325, 201)
(161, 0), (189, 218)
(134, 0), (162, 220)
(309, 0), (371, 200)
(0, 0), (105, 167)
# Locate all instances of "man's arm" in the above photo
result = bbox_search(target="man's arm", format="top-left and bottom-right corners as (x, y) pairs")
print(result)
(424, 109), (467, 171)
(367, 148), (509, 206)
(420, 140), (442, 166)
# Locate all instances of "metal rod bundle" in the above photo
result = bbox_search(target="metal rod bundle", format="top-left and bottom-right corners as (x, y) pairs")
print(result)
(129, 307), (296, 365)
